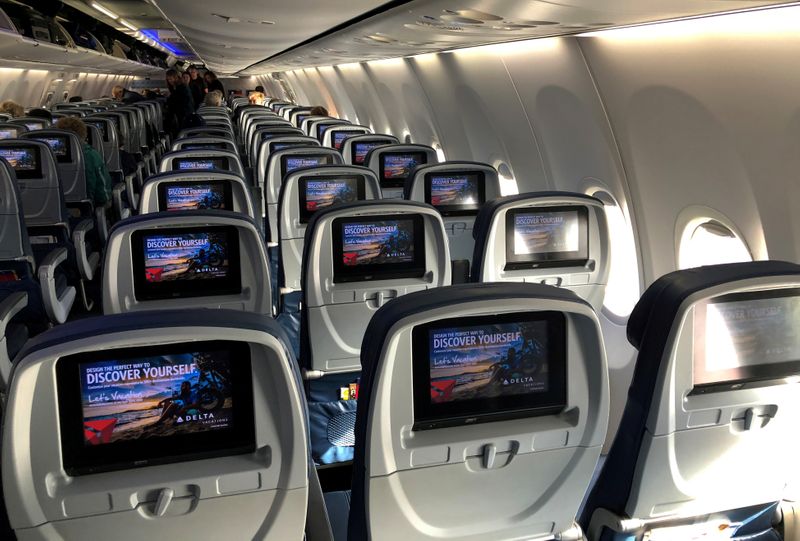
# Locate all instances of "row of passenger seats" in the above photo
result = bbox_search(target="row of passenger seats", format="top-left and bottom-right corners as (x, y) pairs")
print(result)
(0, 94), (795, 540)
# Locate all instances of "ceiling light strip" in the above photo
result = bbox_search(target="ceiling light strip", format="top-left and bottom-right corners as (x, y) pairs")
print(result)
(91, 2), (119, 20)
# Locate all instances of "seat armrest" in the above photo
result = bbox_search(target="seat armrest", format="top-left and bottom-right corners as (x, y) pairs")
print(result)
(72, 219), (100, 281)
(0, 291), (28, 390)
(37, 247), (77, 325)
(112, 182), (129, 222)
(125, 173), (139, 211)
(95, 206), (109, 244)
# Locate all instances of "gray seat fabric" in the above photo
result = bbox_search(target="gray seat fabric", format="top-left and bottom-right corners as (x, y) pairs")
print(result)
(324, 490), (351, 541)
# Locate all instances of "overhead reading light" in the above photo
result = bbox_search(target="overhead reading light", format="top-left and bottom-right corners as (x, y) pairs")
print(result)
(91, 2), (119, 20)
(119, 19), (137, 32)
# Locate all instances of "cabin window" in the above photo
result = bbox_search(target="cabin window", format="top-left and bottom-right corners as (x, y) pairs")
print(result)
(496, 162), (518, 196)
(433, 143), (446, 163)
(592, 190), (640, 318)
(678, 219), (752, 270)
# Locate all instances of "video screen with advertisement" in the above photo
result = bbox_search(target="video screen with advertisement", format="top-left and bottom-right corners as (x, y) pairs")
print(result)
(183, 143), (227, 151)
(412, 312), (567, 430)
(56, 341), (255, 475)
(175, 157), (228, 171)
(352, 141), (387, 165)
(380, 152), (427, 188)
(692, 288), (800, 392)
(36, 136), (71, 163)
(0, 129), (18, 140)
(0, 147), (41, 179)
(332, 215), (426, 283)
(333, 130), (365, 150)
(426, 171), (485, 216)
(281, 154), (333, 176)
(24, 122), (43, 131)
(132, 226), (242, 301)
(298, 176), (364, 223)
(158, 181), (232, 212)
(270, 141), (308, 152)
(505, 206), (589, 270)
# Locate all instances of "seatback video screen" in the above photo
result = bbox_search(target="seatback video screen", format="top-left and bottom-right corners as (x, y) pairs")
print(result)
(85, 121), (109, 142)
(426, 171), (485, 216)
(316, 122), (345, 140)
(270, 141), (308, 153)
(298, 175), (365, 223)
(24, 122), (43, 131)
(0, 129), (18, 140)
(332, 215), (426, 283)
(36, 136), (72, 163)
(56, 341), (255, 475)
(175, 157), (228, 171)
(412, 312), (567, 430)
(183, 143), (227, 151)
(132, 226), (242, 301)
(380, 152), (428, 188)
(692, 288), (800, 392)
(333, 130), (365, 150)
(281, 154), (334, 177)
(158, 181), (233, 212)
(352, 141), (387, 165)
(0, 147), (41, 179)
(505, 206), (589, 270)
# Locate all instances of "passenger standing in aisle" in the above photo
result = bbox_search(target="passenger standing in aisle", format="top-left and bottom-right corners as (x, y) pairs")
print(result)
(204, 71), (225, 96)
(164, 69), (195, 138)
(188, 66), (206, 110)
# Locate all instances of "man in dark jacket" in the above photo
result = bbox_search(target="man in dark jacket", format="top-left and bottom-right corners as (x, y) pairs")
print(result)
(164, 69), (195, 137)
(188, 66), (206, 111)
(112, 85), (144, 104)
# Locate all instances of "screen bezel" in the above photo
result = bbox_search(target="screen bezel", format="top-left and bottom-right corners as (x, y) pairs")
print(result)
(691, 288), (800, 394)
(280, 153), (334, 178)
(504, 205), (590, 270)
(424, 170), (486, 217)
(332, 129), (368, 150)
(332, 214), (427, 283)
(379, 151), (428, 189)
(36, 136), (72, 164)
(315, 121), (346, 141)
(131, 225), (242, 301)
(85, 121), (109, 142)
(0, 146), (43, 179)
(350, 139), (391, 165)
(56, 340), (255, 476)
(298, 175), (366, 224)
(174, 157), (229, 171)
(157, 180), (234, 212)
(412, 311), (568, 431)
(268, 140), (309, 153)
(182, 143), (227, 151)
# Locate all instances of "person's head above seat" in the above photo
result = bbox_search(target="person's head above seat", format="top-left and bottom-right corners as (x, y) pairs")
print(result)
(111, 85), (125, 100)
(204, 90), (223, 107)
(309, 105), (328, 116)
(204, 71), (218, 83)
(249, 91), (266, 106)
(55, 116), (88, 141)
(255, 85), (265, 93)
(165, 69), (181, 87)
(189, 65), (201, 80)
(0, 100), (24, 118)
(181, 72), (191, 86)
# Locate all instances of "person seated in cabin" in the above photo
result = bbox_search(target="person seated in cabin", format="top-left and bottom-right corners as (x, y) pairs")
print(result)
(68, 96), (83, 103)
(111, 85), (144, 104)
(255, 85), (265, 93)
(310, 105), (329, 116)
(55, 116), (112, 207)
(164, 68), (195, 138)
(204, 90), (224, 107)
(27, 108), (53, 122)
(0, 100), (24, 118)
(249, 91), (266, 106)
(188, 65), (206, 110)
(143, 89), (161, 99)
(204, 71), (225, 96)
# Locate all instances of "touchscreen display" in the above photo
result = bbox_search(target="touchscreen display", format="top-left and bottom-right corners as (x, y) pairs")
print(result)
(132, 226), (241, 300)
(183, 143), (226, 150)
(0, 129), (17, 140)
(412, 312), (567, 430)
(36, 136), (71, 163)
(380, 152), (427, 188)
(85, 121), (108, 142)
(56, 341), (255, 475)
(505, 206), (589, 269)
(0, 147), (40, 179)
(299, 176), (364, 223)
(270, 141), (308, 152)
(175, 157), (227, 171)
(158, 181), (232, 211)
(333, 215), (426, 283)
(693, 288), (800, 391)
(281, 154), (332, 176)
(352, 141), (387, 165)
(333, 130), (364, 150)
(25, 122), (43, 131)
(427, 172), (485, 216)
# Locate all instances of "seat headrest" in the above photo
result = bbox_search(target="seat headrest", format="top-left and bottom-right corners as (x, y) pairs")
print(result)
(626, 260), (800, 351)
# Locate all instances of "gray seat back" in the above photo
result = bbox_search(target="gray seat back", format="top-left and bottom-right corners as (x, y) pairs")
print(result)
(405, 162), (502, 262)
(302, 200), (451, 376)
(139, 171), (256, 221)
(22, 129), (88, 204)
(102, 210), (272, 316)
(159, 149), (244, 177)
(322, 125), (371, 151)
(0, 123), (28, 140)
(85, 116), (122, 171)
(0, 158), (33, 263)
(2, 309), (309, 540)
(365, 144), (437, 199)
(249, 127), (306, 162)
(278, 165), (382, 292)
(341, 134), (398, 167)
(10, 117), (49, 131)
(171, 137), (238, 154)
(0, 139), (68, 228)
(470, 192), (610, 312)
